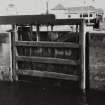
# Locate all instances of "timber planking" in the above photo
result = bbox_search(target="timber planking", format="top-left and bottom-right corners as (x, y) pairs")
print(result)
(16, 56), (79, 66)
(15, 41), (79, 48)
(17, 70), (79, 81)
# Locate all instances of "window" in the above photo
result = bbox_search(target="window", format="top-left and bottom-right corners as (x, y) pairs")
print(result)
(83, 13), (88, 17)
(68, 15), (71, 18)
(80, 14), (82, 17)
(90, 14), (92, 17)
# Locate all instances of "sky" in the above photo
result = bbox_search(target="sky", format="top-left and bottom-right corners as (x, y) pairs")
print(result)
(0, 0), (104, 15)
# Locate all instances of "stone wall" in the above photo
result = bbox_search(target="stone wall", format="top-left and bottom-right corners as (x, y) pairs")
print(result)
(0, 66), (12, 81)
(89, 33), (105, 90)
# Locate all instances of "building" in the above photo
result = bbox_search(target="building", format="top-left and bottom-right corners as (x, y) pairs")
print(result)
(51, 4), (104, 23)
(7, 3), (18, 15)
(50, 4), (67, 19)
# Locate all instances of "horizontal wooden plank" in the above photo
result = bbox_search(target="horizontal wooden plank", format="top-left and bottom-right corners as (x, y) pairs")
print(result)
(15, 41), (79, 48)
(0, 14), (55, 25)
(17, 70), (79, 81)
(16, 56), (79, 65)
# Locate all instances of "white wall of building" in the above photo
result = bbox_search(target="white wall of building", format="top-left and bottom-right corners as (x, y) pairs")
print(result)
(50, 9), (67, 19)
(69, 14), (80, 18)
(51, 8), (98, 20)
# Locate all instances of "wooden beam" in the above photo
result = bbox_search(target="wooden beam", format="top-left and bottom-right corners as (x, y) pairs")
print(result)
(11, 25), (18, 81)
(17, 70), (79, 81)
(79, 20), (86, 90)
(15, 41), (79, 48)
(16, 56), (79, 66)
(79, 20), (89, 105)
(0, 14), (55, 25)
(36, 25), (40, 41)
(51, 25), (53, 31)
(85, 32), (89, 94)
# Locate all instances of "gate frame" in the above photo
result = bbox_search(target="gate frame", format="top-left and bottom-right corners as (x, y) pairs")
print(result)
(0, 15), (89, 104)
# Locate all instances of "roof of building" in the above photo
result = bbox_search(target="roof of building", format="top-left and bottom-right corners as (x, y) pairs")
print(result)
(67, 6), (95, 13)
(52, 4), (104, 14)
(51, 4), (66, 10)
(67, 6), (104, 14)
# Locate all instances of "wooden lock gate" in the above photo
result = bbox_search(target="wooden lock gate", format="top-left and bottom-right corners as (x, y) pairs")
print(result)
(0, 15), (89, 99)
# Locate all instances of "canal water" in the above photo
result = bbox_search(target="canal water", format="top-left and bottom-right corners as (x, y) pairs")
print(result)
(0, 79), (104, 105)
(0, 80), (80, 105)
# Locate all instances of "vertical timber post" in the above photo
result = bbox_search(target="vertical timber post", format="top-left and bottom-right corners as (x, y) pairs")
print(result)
(9, 31), (13, 81)
(36, 25), (40, 41)
(79, 20), (88, 105)
(51, 25), (53, 32)
(11, 25), (18, 81)
(86, 32), (89, 97)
